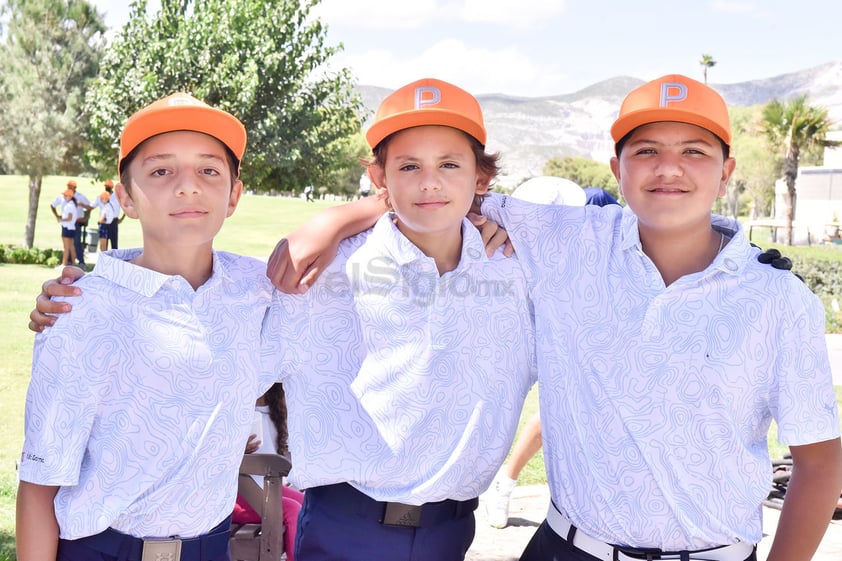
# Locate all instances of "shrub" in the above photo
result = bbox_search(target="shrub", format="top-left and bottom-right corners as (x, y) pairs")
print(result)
(0, 244), (62, 266)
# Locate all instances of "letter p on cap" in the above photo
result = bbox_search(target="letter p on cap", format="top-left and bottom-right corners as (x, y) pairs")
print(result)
(659, 82), (688, 107)
(415, 86), (442, 109)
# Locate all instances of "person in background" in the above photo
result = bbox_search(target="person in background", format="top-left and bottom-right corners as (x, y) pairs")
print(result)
(235, 383), (304, 561)
(58, 189), (78, 268)
(51, 180), (91, 267)
(93, 188), (115, 253)
(583, 186), (620, 206)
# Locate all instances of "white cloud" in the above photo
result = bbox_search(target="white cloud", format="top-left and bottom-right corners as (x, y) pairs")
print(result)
(709, 0), (771, 18)
(312, 0), (566, 30)
(333, 39), (570, 96)
(454, 0), (567, 28)
(311, 0), (440, 29)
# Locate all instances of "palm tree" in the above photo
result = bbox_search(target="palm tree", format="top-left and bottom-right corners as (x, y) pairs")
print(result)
(760, 95), (836, 245)
(699, 54), (716, 84)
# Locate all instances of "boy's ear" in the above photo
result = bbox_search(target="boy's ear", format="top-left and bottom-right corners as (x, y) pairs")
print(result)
(719, 157), (736, 197)
(368, 165), (386, 191)
(475, 172), (492, 195)
(115, 183), (138, 219)
(226, 180), (244, 217)
(609, 157), (622, 198)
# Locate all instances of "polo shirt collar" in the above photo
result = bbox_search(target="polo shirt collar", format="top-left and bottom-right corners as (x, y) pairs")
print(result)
(370, 213), (489, 270)
(94, 248), (229, 297)
(618, 209), (750, 277)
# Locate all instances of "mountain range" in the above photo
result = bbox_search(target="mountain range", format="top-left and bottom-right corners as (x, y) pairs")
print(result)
(356, 61), (842, 187)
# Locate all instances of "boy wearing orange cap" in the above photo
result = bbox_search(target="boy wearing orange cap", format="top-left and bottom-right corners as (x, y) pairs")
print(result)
(476, 75), (840, 561)
(17, 93), (281, 561)
(58, 188), (78, 267)
(51, 179), (93, 266)
(268, 77), (535, 561)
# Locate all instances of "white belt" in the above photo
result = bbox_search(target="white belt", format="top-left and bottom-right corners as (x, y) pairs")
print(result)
(545, 503), (755, 561)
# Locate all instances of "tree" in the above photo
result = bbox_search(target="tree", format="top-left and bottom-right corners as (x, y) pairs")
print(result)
(322, 133), (371, 200)
(84, 0), (365, 192)
(699, 54), (716, 84)
(729, 105), (777, 219)
(0, 0), (106, 248)
(760, 95), (836, 244)
(543, 156), (619, 199)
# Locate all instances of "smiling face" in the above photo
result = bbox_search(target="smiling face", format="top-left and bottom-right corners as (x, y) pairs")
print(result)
(368, 125), (490, 252)
(610, 121), (735, 236)
(117, 130), (242, 255)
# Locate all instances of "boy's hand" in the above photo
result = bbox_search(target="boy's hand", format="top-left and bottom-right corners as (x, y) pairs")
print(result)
(28, 267), (85, 333)
(266, 228), (340, 294)
(468, 213), (514, 257)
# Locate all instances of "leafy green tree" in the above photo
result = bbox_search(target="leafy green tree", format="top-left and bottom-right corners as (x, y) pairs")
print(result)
(84, 0), (364, 193)
(761, 95), (836, 244)
(0, 0), (106, 247)
(322, 133), (371, 200)
(729, 105), (777, 219)
(543, 156), (619, 199)
(699, 54), (716, 84)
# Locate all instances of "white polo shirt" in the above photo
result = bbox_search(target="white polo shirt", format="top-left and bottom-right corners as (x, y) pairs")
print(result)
(20, 249), (279, 539)
(59, 200), (77, 229)
(483, 193), (839, 550)
(94, 198), (116, 224)
(269, 214), (537, 504)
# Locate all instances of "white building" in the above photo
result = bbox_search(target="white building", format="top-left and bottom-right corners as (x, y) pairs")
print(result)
(774, 130), (842, 244)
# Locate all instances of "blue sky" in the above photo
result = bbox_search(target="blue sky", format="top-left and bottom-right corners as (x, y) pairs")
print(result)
(95, 0), (842, 97)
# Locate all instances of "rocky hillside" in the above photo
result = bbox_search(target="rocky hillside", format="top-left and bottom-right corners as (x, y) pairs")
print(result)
(357, 61), (842, 187)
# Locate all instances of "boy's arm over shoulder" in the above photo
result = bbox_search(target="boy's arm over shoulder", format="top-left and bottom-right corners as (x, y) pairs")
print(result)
(766, 438), (842, 561)
(266, 195), (388, 293)
(16, 481), (59, 561)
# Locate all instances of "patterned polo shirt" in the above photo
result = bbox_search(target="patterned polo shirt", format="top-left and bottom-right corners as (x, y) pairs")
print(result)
(483, 193), (839, 549)
(270, 214), (538, 504)
(20, 249), (279, 539)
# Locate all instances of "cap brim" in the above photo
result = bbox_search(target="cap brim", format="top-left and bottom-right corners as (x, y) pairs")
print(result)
(611, 108), (731, 146)
(366, 109), (487, 148)
(120, 105), (246, 171)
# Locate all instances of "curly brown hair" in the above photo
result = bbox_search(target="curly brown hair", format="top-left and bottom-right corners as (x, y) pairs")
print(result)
(263, 383), (289, 459)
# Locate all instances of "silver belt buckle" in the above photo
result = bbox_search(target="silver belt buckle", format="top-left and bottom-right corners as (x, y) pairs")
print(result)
(141, 538), (182, 561)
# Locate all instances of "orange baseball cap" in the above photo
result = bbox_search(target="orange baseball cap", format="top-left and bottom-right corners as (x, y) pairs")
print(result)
(67, 180), (77, 188)
(99, 191), (111, 202)
(610, 74), (731, 148)
(365, 78), (486, 149)
(119, 92), (247, 173)
(104, 179), (114, 188)
(63, 189), (75, 197)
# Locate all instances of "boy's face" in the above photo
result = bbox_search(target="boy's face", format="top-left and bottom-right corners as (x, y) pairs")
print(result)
(117, 131), (242, 252)
(610, 121), (735, 234)
(368, 125), (489, 246)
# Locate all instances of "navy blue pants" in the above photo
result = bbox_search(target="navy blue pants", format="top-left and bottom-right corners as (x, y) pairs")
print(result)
(295, 483), (477, 561)
(519, 521), (758, 561)
(73, 224), (86, 266)
(57, 516), (231, 561)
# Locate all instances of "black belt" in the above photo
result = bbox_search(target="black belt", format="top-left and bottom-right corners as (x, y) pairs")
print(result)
(66, 515), (232, 561)
(308, 483), (478, 528)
